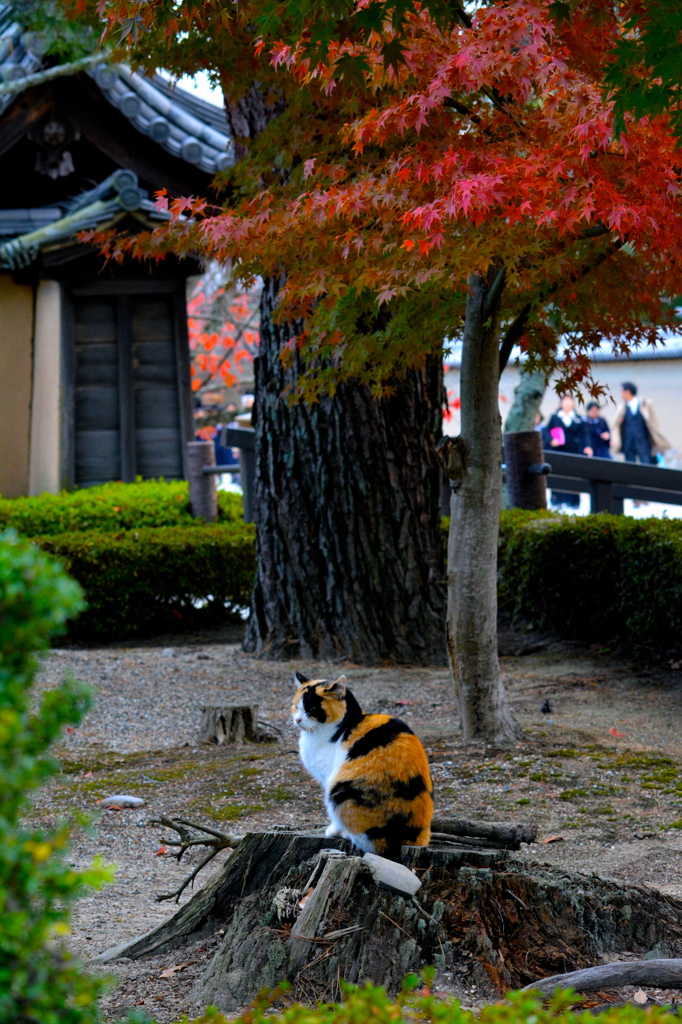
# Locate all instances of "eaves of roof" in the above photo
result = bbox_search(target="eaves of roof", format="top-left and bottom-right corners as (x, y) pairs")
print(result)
(0, 168), (168, 269)
(0, 6), (232, 176)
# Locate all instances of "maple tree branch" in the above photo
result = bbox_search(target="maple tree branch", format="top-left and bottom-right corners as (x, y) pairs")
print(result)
(484, 266), (506, 320)
(443, 96), (480, 121)
(498, 302), (531, 375)
(443, 96), (496, 139)
(553, 237), (625, 297)
(194, 304), (259, 393)
(580, 223), (610, 239)
(498, 236), (624, 375)
(452, 4), (473, 30)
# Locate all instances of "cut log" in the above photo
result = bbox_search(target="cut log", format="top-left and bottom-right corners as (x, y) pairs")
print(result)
(430, 816), (538, 850)
(520, 959), (682, 997)
(199, 705), (261, 744)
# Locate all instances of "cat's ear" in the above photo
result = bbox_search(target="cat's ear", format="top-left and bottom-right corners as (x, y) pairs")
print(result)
(294, 671), (309, 686)
(326, 675), (347, 699)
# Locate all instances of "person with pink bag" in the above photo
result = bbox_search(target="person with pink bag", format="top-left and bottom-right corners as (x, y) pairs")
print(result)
(545, 394), (593, 509)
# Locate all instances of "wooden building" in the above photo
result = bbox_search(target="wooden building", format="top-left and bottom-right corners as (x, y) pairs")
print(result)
(0, 7), (231, 496)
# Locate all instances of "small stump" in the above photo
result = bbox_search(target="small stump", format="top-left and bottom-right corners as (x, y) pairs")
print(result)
(199, 705), (261, 744)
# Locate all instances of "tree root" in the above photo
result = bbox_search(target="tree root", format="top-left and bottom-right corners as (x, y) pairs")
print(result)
(520, 958), (682, 996)
(150, 816), (241, 903)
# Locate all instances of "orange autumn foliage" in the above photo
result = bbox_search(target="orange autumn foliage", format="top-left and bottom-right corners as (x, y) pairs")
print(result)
(84, 0), (682, 400)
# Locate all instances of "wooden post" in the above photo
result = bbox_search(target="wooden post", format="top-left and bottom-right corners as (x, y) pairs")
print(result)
(503, 430), (549, 510)
(187, 440), (217, 521)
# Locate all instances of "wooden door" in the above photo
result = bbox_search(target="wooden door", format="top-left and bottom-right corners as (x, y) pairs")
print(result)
(70, 285), (190, 487)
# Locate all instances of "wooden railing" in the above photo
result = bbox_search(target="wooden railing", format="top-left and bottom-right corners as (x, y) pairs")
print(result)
(544, 450), (682, 514)
(194, 430), (682, 523)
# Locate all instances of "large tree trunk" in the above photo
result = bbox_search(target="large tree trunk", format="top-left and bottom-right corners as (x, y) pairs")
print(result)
(244, 277), (446, 664)
(446, 273), (521, 742)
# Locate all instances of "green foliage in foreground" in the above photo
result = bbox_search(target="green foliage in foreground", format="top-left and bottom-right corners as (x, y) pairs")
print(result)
(0, 530), (112, 1023)
(497, 510), (682, 652)
(35, 522), (256, 641)
(0, 479), (243, 537)
(179, 979), (682, 1024)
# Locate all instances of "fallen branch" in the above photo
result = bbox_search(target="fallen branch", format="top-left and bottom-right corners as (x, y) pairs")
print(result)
(431, 817), (538, 850)
(521, 958), (682, 996)
(150, 816), (241, 903)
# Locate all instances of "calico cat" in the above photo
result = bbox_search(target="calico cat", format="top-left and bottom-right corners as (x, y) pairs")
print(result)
(292, 671), (433, 861)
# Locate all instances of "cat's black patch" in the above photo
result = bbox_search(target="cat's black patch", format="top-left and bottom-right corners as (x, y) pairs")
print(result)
(302, 685), (327, 723)
(365, 813), (422, 860)
(392, 774), (427, 800)
(329, 780), (379, 808)
(331, 689), (364, 742)
(347, 718), (412, 760)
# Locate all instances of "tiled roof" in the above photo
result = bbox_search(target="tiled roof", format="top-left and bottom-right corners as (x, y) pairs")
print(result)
(0, 5), (232, 175)
(0, 169), (169, 268)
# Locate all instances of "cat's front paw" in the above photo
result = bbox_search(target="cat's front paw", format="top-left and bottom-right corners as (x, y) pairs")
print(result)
(325, 823), (341, 837)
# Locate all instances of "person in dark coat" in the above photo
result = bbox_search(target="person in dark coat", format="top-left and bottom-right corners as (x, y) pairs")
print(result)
(546, 394), (592, 509)
(611, 382), (670, 464)
(585, 401), (611, 459)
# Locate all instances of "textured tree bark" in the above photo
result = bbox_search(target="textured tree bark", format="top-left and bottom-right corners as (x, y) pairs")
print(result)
(243, 276), (446, 664)
(446, 273), (522, 743)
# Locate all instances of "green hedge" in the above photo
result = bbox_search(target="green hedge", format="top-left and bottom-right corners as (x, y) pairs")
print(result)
(35, 523), (256, 641)
(0, 479), (242, 536)
(497, 511), (682, 652)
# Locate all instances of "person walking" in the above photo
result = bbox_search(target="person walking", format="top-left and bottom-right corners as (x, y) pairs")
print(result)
(585, 401), (612, 459)
(546, 394), (592, 509)
(611, 382), (670, 464)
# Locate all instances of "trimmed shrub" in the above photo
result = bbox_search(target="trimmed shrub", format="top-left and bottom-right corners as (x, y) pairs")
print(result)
(35, 522), (256, 640)
(0, 479), (242, 537)
(498, 511), (682, 652)
(0, 530), (112, 1023)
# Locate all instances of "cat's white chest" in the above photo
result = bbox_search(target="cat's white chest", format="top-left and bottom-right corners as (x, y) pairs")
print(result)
(299, 729), (345, 788)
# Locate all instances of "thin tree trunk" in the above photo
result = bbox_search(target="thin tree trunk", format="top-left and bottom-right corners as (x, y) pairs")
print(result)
(504, 367), (546, 433)
(244, 277), (446, 664)
(447, 272), (521, 742)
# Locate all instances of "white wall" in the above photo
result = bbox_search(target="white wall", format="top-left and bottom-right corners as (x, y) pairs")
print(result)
(0, 275), (34, 497)
(28, 280), (62, 495)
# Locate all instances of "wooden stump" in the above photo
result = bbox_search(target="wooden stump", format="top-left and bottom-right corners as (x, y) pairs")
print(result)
(199, 705), (261, 744)
(92, 830), (682, 1014)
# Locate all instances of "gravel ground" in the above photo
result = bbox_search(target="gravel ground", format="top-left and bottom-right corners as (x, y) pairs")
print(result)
(29, 632), (682, 1022)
